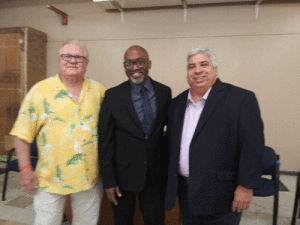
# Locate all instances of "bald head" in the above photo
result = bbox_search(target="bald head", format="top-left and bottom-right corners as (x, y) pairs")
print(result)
(124, 45), (149, 61)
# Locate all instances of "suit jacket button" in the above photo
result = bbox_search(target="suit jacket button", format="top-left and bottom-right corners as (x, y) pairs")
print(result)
(144, 161), (147, 164)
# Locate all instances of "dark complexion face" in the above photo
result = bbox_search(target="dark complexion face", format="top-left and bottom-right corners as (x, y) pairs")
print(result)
(124, 46), (152, 85)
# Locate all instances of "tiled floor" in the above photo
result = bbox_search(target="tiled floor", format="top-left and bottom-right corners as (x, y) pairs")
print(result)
(242, 174), (298, 225)
(0, 170), (34, 225)
(0, 168), (299, 225)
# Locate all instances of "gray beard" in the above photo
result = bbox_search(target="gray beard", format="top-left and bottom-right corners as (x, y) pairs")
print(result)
(130, 74), (145, 84)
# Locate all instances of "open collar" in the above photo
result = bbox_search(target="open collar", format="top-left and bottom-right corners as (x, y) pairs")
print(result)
(50, 73), (92, 91)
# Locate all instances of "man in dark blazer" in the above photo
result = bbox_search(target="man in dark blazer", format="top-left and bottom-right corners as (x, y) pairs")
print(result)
(164, 47), (264, 225)
(98, 45), (171, 225)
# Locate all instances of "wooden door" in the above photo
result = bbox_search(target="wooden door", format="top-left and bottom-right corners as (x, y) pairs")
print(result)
(0, 33), (22, 155)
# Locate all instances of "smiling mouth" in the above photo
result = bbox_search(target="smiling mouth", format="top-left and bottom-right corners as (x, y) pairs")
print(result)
(131, 72), (143, 77)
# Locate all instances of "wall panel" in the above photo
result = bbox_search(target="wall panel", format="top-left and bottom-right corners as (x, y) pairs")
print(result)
(0, 3), (299, 170)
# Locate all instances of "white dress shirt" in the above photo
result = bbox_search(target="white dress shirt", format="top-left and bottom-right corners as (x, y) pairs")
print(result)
(179, 88), (212, 177)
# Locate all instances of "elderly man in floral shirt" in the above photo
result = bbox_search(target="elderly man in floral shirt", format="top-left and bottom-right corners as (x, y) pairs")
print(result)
(10, 39), (106, 225)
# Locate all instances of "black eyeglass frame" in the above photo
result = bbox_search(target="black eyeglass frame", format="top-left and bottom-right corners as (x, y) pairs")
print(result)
(60, 54), (88, 63)
(123, 58), (148, 69)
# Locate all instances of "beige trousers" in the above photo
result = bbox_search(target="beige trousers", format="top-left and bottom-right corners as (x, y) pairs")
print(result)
(33, 180), (103, 225)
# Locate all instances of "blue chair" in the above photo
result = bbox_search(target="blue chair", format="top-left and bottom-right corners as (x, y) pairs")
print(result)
(2, 139), (38, 201)
(253, 146), (280, 225)
(291, 171), (300, 225)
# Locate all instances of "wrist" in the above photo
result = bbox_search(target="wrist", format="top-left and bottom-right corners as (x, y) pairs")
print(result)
(19, 164), (32, 171)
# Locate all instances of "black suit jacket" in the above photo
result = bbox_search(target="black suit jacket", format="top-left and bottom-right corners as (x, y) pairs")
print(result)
(98, 78), (171, 193)
(164, 78), (264, 216)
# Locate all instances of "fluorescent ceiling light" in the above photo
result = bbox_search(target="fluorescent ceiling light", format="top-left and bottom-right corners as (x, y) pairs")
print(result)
(93, 0), (109, 2)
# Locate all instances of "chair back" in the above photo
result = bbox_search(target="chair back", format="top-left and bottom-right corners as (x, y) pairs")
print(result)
(261, 146), (277, 175)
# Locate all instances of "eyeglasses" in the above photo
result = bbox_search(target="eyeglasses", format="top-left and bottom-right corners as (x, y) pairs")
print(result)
(60, 54), (87, 63)
(124, 59), (148, 69)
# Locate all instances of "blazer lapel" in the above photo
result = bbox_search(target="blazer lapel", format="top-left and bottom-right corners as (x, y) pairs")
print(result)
(152, 81), (162, 124)
(122, 81), (144, 134)
(149, 78), (168, 136)
(172, 90), (189, 150)
(192, 79), (226, 141)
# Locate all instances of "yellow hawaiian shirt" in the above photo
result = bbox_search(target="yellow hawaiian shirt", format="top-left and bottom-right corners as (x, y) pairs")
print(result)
(10, 74), (106, 195)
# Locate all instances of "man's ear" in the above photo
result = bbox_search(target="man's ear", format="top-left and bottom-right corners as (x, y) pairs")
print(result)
(148, 60), (152, 69)
(215, 66), (218, 77)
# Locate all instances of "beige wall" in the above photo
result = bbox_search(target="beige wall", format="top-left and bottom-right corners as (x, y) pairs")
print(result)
(1, 3), (299, 171)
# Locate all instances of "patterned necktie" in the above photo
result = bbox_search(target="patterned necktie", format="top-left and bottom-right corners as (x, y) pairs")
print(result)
(141, 86), (154, 136)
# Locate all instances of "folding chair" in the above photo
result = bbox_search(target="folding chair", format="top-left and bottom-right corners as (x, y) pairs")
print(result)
(291, 171), (300, 225)
(253, 146), (280, 225)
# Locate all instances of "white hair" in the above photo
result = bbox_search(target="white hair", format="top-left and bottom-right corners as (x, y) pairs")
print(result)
(187, 46), (217, 68)
(58, 39), (89, 61)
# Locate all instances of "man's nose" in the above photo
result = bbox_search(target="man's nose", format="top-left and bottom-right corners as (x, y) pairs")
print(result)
(195, 65), (203, 73)
(132, 63), (139, 70)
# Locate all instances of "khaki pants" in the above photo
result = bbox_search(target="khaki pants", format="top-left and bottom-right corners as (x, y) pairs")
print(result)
(33, 181), (103, 225)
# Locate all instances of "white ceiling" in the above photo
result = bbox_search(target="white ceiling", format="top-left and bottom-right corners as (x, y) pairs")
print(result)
(0, 0), (257, 9)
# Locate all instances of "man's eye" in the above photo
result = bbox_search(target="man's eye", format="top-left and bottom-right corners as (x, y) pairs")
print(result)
(137, 60), (145, 65)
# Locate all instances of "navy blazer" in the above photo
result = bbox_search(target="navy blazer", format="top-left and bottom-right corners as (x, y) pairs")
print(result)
(164, 78), (264, 216)
(98, 78), (171, 193)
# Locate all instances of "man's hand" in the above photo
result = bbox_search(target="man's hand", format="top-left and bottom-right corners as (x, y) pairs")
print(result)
(232, 185), (253, 212)
(20, 167), (38, 195)
(106, 186), (122, 205)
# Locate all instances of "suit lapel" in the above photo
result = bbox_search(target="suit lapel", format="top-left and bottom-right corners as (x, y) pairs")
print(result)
(174, 91), (189, 149)
(192, 79), (226, 142)
(122, 81), (144, 133)
(151, 80), (162, 128)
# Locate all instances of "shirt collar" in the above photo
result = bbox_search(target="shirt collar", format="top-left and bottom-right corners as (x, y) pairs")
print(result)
(187, 87), (212, 104)
(51, 73), (91, 91)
